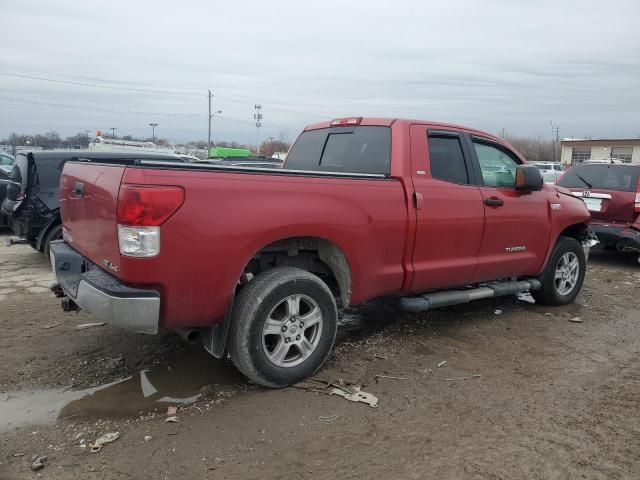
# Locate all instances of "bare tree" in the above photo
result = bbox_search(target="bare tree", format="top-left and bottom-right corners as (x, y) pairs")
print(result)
(503, 134), (554, 162)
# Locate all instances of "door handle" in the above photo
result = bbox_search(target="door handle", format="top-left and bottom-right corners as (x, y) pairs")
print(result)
(413, 192), (424, 210)
(484, 197), (504, 207)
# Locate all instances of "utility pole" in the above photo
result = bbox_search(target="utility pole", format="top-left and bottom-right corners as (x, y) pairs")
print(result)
(110, 127), (117, 139)
(550, 121), (559, 162)
(208, 90), (212, 149)
(84, 129), (90, 148)
(254, 104), (263, 152)
(149, 123), (158, 142)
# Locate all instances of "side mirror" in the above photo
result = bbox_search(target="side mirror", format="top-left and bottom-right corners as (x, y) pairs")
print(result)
(515, 164), (543, 191)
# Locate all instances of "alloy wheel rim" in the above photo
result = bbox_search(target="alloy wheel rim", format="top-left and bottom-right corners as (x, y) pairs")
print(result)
(261, 294), (323, 368)
(554, 252), (579, 296)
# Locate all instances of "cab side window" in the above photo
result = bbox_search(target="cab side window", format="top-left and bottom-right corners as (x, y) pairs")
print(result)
(473, 141), (521, 188)
(428, 135), (470, 185)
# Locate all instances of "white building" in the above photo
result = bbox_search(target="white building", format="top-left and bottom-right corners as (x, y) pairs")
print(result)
(560, 138), (640, 166)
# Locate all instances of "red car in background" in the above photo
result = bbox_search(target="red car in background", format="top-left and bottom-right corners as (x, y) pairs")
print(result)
(558, 162), (640, 263)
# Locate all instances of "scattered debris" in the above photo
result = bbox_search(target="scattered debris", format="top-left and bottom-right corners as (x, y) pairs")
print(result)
(90, 432), (120, 452)
(166, 406), (177, 416)
(295, 378), (378, 408)
(544, 312), (552, 316)
(42, 322), (62, 329)
(330, 385), (378, 408)
(516, 292), (536, 304)
(165, 416), (179, 423)
(570, 317), (583, 323)
(445, 374), (482, 381)
(144, 435), (153, 442)
(375, 374), (408, 382)
(494, 309), (503, 315)
(374, 354), (388, 360)
(13, 453), (25, 457)
(319, 414), (341, 423)
(140, 370), (158, 398)
(76, 322), (107, 330)
(437, 361), (447, 368)
(30, 455), (48, 471)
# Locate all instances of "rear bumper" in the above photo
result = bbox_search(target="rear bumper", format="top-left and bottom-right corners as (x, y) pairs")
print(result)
(49, 241), (160, 334)
(590, 223), (640, 252)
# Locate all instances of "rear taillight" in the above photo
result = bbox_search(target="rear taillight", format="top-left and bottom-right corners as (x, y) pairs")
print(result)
(117, 185), (184, 226)
(116, 185), (184, 257)
(635, 177), (640, 213)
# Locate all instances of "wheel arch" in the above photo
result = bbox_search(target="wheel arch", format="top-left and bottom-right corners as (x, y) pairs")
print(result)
(239, 235), (353, 307)
(35, 212), (62, 252)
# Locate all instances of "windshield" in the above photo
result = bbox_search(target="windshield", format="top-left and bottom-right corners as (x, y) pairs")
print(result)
(558, 164), (639, 192)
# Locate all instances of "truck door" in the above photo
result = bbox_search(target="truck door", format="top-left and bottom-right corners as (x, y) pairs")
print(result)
(467, 136), (551, 281)
(409, 126), (485, 291)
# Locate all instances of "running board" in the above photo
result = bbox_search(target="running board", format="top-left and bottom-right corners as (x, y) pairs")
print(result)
(398, 279), (541, 313)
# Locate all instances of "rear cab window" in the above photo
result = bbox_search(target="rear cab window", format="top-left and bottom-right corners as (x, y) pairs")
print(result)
(558, 165), (640, 192)
(284, 126), (391, 175)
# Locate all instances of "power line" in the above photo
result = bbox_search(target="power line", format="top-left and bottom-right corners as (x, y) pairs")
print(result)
(0, 72), (203, 97)
(0, 95), (295, 131)
(0, 64), (203, 91)
(0, 65), (333, 119)
(0, 95), (202, 117)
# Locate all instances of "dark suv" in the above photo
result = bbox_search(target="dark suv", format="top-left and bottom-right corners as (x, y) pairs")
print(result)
(0, 151), (16, 227)
(558, 163), (640, 263)
(1, 150), (185, 255)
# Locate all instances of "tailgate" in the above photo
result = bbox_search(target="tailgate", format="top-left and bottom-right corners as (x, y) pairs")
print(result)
(569, 189), (635, 223)
(59, 162), (125, 274)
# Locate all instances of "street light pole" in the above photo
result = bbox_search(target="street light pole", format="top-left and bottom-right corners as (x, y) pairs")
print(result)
(149, 123), (158, 143)
(110, 127), (117, 139)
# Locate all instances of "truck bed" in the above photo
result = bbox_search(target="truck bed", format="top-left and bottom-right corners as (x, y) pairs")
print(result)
(59, 160), (409, 330)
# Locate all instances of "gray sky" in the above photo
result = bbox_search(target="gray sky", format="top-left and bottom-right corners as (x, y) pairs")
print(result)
(1, 0), (639, 144)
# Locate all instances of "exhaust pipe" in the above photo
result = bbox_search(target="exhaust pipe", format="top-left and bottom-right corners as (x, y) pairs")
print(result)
(175, 328), (202, 344)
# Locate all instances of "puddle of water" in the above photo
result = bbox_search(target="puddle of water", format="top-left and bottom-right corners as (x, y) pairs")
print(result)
(0, 347), (243, 434)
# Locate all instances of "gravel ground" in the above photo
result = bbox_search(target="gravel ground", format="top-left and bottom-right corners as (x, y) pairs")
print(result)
(1, 230), (639, 479)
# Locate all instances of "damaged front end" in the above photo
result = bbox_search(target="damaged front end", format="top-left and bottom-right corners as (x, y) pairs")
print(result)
(582, 228), (600, 261)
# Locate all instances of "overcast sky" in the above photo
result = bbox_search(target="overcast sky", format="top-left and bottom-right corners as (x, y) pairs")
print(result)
(1, 0), (639, 144)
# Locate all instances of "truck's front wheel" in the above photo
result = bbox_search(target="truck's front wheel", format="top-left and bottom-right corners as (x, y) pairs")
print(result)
(532, 236), (586, 306)
(230, 267), (337, 388)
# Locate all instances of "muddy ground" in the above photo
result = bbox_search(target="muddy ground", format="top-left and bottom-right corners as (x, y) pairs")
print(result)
(1, 230), (639, 480)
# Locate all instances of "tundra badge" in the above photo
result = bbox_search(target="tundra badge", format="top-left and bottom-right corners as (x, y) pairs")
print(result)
(505, 246), (526, 253)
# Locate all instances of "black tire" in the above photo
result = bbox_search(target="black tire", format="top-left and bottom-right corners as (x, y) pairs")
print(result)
(532, 236), (586, 306)
(43, 224), (63, 257)
(230, 266), (338, 388)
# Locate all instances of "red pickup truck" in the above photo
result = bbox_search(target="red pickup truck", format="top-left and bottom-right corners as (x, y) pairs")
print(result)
(50, 117), (592, 387)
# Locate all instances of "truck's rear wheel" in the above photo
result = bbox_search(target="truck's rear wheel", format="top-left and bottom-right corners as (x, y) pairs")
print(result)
(532, 236), (586, 306)
(230, 267), (337, 387)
